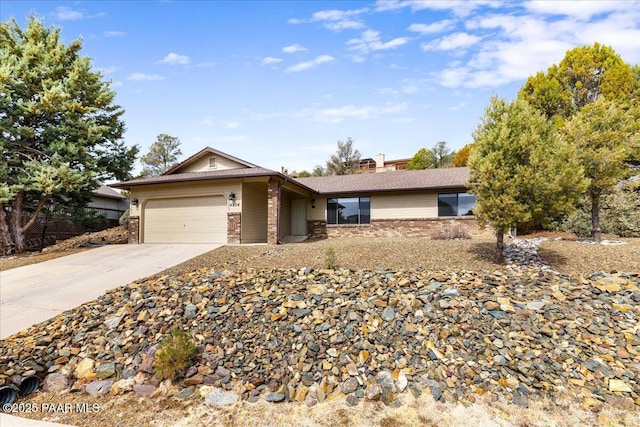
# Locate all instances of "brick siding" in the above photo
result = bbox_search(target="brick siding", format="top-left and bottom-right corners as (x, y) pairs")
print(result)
(307, 217), (490, 239)
(267, 178), (281, 245)
(227, 212), (241, 244)
(129, 216), (140, 244)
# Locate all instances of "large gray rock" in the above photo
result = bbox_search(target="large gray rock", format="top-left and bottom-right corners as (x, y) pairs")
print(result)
(43, 373), (69, 392)
(204, 388), (239, 406)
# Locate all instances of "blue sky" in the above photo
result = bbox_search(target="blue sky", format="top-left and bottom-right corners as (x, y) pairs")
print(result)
(2, 1), (640, 174)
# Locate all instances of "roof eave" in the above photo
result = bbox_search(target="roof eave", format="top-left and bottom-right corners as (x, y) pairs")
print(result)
(314, 184), (469, 195)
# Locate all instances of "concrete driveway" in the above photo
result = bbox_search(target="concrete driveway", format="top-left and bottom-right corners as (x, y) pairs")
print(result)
(0, 243), (222, 339)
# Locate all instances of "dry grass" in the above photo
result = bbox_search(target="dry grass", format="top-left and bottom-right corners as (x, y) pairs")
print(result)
(157, 237), (500, 278)
(0, 226), (128, 272)
(20, 389), (640, 427)
(538, 237), (640, 277)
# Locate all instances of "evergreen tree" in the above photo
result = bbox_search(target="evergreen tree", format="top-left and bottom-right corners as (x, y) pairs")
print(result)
(0, 16), (138, 253)
(407, 142), (454, 170)
(468, 96), (586, 261)
(326, 138), (361, 175)
(559, 98), (638, 242)
(140, 134), (183, 177)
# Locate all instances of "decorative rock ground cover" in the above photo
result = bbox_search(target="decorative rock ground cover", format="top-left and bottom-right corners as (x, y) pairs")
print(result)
(1, 239), (639, 413)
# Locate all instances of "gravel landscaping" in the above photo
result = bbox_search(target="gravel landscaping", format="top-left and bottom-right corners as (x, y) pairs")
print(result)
(2, 233), (640, 426)
(158, 237), (500, 278)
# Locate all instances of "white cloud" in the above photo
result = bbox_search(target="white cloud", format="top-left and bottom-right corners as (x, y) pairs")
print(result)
(96, 66), (119, 75)
(525, 0), (637, 20)
(104, 31), (126, 37)
(53, 6), (84, 20)
(127, 73), (165, 81)
(262, 57), (283, 65)
(285, 55), (335, 73)
(347, 30), (410, 54)
(422, 32), (481, 51)
(161, 53), (191, 65)
(408, 20), (455, 34)
(289, 8), (368, 31)
(226, 122), (240, 129)
(194, 62), (217, 68)
(282, 44), (308, 53)
(375, 0), (500, 17)
(448, 102), (468, 111)
(308, 102), (408, 123)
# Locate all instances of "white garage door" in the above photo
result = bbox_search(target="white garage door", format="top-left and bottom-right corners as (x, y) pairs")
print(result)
(143, 196), (227, 243)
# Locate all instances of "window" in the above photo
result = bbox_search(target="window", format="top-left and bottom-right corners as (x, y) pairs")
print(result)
(209, 157), (217, 169)
(327, 197), (371, 224)
(438, 193), (476, 216)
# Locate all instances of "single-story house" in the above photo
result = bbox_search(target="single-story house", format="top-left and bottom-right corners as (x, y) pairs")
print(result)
(110, 147), (483, 244)
(89, 184), (129, 224)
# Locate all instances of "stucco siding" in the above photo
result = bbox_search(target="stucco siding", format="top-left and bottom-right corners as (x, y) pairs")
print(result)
(279, 192), (292, 238)
(241, 182), (268, 243)
(174, 155), (249, 173)
(371, 192), (438, 219)
(307, 196), (327, 221)
(309, 193), (438, 222)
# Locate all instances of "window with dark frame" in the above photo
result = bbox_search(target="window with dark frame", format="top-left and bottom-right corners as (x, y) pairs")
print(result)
(327, 197), (371, 224)
(438, 193), (476, 217)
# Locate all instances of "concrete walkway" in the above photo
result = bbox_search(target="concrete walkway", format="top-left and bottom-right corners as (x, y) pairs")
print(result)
(0, 243), (222, 339)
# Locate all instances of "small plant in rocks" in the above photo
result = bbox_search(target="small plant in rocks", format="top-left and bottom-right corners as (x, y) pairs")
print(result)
(153, 327), (199, 380)
(325, 246), (337, 269)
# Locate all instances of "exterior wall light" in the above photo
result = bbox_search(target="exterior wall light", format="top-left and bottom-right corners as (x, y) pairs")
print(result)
(132, 198), (139, 206)
(229, 192), (236, 202)
(311, 198), (316, 208)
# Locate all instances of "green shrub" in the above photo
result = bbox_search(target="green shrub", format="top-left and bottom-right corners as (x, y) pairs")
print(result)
(325, 246), (337, 269)
(559, 182), (640, 238)
(153, 327), (199, 380)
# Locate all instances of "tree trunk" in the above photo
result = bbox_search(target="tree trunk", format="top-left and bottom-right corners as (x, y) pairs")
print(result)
(0, 207), (13, 254)
(591, 193), (601, 243)
(39, 221), (48, 253)
(8, 191), (51, 253)
(495, 230), (505, 263)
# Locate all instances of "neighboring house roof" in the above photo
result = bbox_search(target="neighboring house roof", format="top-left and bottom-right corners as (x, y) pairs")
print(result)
(294, 167), (470, 194)
(93, 184), (127, 199)
(163, 146), (258, 175)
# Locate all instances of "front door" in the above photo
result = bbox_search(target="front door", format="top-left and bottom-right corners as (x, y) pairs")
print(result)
(291, 199), (307, 236)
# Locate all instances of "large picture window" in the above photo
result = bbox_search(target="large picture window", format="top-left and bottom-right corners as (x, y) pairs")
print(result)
(438, 193), (476, 217)
(327, 197), (371, 224)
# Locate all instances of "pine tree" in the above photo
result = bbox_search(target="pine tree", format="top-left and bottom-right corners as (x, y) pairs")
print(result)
(326, 138), (361, 175)
(0, 16), (138, 253)
(140, 134), (183, 177)
(468, 97), (586, 261)
(560, 98), (638, 242)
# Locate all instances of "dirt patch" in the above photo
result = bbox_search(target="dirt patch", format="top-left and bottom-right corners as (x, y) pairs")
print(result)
(0, 226), (128, 272)
(15, 389), (640, 427)
(538, 238), (640, 277)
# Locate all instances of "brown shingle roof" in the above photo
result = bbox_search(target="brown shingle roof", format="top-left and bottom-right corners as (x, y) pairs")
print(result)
(293, 167), (469, 194)
(93, 184), (126, 199)
(111, 167), (282, 189)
